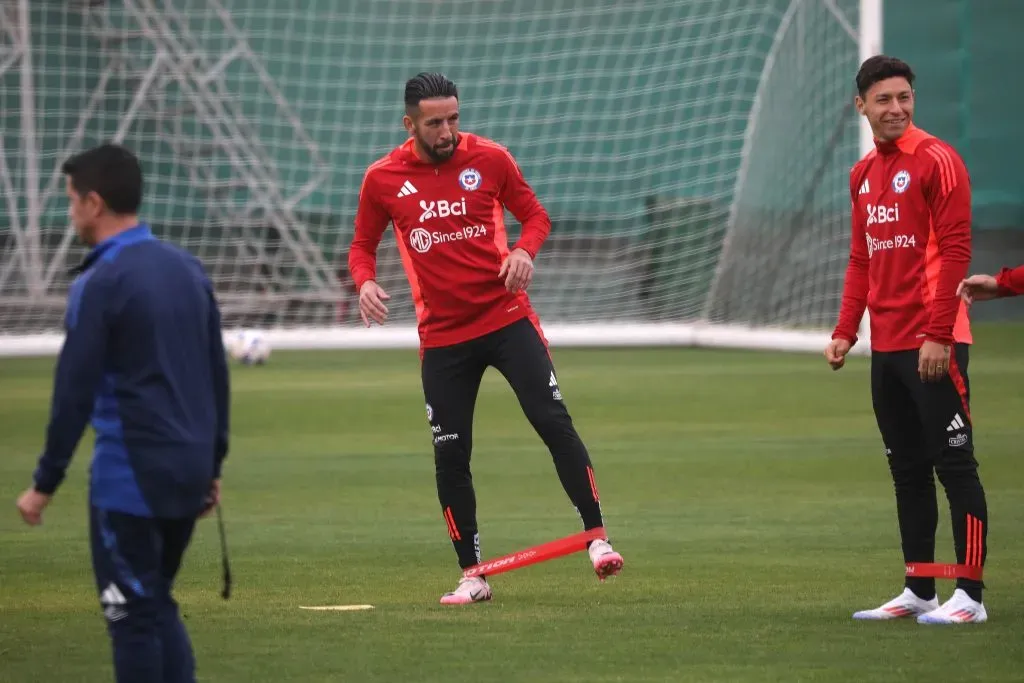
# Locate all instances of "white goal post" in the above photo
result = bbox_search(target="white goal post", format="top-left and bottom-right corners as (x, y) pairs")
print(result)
(0, 0), (880, 358)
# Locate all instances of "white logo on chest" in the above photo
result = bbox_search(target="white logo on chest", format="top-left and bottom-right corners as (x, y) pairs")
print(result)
(866, 203), (900, 226)
(418, 198), (466, 222)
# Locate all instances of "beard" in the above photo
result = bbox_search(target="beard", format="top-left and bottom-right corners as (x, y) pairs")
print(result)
(418, 132), (457, 162)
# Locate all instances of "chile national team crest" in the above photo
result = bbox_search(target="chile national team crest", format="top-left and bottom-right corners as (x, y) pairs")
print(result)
(458, 167), (482, 191)
(891, 169), (911, 194)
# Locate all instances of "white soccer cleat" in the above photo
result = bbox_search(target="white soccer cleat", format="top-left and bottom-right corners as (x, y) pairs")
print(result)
(588, 539), (624, 581)
(439, 576), (492, 605)
(916, 588), (987, 624)
(852, 587), (939, 620)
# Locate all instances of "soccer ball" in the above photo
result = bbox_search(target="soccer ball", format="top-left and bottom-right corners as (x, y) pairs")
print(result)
(228, 330), (271, 365)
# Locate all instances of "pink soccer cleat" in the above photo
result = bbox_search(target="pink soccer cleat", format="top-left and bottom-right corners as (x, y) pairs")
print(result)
(439, 576), (492, 605)
(588, 539), (624, 581)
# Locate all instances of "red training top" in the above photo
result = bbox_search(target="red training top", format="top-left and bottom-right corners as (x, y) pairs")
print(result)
(348, 133), (550, 349)
(995, 265), (1024, 297)
(832, 123), (972, 351)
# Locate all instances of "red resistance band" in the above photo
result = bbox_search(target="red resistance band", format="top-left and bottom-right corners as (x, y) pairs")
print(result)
(463, 527), (607, 579)
(906, 562), (983, 581)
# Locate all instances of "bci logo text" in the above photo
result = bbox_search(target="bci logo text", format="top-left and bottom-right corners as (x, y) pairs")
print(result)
(419, 198), (467, 223)
(866, 202), (900, 226)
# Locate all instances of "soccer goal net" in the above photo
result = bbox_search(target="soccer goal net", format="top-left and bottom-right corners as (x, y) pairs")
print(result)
(0, 0), (877, 356)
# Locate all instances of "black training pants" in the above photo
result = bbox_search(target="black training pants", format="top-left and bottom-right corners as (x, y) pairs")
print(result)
(421, 317), (604, 569)
(870, 343), (988, 598)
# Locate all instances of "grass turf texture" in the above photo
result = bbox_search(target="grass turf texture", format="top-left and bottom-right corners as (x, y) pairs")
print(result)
(1, 324), (1022, 682)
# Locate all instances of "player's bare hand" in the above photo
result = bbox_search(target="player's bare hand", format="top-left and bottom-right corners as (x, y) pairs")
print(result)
(16, 488), (51, 526)
(824, 338), (851, 371)
(358, 280), (391, 326)
(199, 479), (221, 519)
(957, 274), (999, 305)
(498, 248), (534, 293)
(918, 340), (951, 382)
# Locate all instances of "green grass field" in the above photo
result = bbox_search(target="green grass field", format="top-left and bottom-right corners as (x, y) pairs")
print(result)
(2, 325), (1023, 682)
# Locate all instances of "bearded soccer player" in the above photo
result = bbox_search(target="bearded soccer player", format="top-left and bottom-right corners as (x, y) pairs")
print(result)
(825, 56), (988, 624)
(347, 72), (623, 605)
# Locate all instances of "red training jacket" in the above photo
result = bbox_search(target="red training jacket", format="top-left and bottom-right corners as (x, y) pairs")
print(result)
(995, 265), (1024, 297)
(832, 124), (972, 351)
(348, 133), (550, 349)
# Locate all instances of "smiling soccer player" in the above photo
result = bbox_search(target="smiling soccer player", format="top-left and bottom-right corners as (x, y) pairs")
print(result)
(825, 56), (988, 625)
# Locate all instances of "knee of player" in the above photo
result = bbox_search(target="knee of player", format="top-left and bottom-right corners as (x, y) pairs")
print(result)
(886, 457), (934, 486)
(432, 432), (470, 461)
(934, 453), (980, 482)
(526, 409), (577, 441)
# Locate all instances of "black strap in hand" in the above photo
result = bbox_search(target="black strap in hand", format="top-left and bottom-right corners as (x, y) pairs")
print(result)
(216, 503), (232, 599)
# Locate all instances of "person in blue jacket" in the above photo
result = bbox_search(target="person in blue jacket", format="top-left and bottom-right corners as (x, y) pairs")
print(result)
(16, 143), (230, 683)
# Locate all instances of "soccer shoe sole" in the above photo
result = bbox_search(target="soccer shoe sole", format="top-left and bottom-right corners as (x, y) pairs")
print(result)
(593, 552), (624, 581)
(439, 590), (492, 606)
(852, 605), (925, 620)
(917, 610), (987, 625)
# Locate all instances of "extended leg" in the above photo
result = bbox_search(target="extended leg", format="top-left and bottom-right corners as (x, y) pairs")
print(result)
(489, 318), (604, 530)
(488, 318), (622, 579)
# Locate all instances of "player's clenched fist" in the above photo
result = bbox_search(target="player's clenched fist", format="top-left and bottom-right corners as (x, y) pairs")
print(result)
(16, 488), (51, 526)
(824, 337), (851, 371)
(358, 280), (391, 327)
(499, 248), (534, 293)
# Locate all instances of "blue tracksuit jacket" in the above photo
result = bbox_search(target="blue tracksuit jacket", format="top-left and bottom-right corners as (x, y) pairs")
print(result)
(32, 224), (230, 519)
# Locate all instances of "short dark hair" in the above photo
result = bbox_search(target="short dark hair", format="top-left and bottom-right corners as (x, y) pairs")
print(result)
(404, 72), (458, 114)
(856, 55), (915, 97)
(61, 143), (143, 215)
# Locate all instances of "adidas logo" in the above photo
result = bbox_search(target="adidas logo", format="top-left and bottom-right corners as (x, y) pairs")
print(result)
(858, 179), (870, 195)
(100, 582), (126, 606)
(396, 180), (418, 197)
(947, 413), (966, 431)
(549, 371), (562, 401)
(100, 582), (128, 623)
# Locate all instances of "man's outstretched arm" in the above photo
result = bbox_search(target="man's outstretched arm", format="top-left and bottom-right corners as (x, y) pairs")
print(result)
(995, 265), (1024, 296)
(958, 265), (1024, 303)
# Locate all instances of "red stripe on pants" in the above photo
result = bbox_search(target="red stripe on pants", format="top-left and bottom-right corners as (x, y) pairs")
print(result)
(948, 353), (971, 424)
